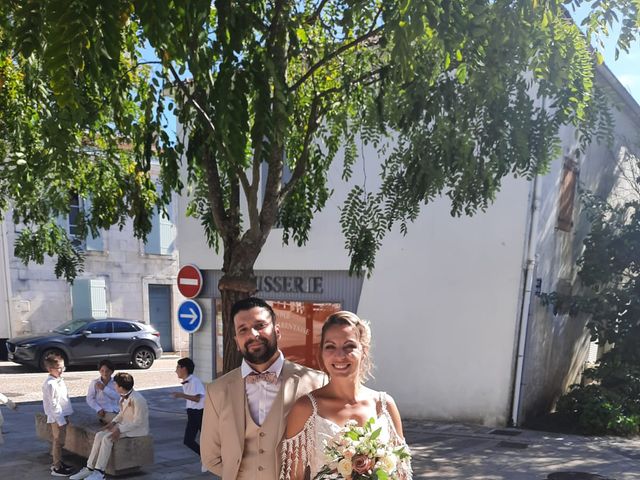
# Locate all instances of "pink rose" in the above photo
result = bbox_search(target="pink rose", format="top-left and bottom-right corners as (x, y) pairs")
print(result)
(352, 454), (374, 475)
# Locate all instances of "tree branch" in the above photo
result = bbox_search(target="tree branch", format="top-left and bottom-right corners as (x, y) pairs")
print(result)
(280, 96), (320, 200)
(288, 25), (384, 92)
(167, 63), (217, 138)
(202, 149), (231, 240)
(306, 0), (330, 25)
(318, 66), (386, 98)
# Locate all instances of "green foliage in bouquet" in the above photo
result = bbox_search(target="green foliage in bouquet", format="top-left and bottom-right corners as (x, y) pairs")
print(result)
(315, 417), (411, 480)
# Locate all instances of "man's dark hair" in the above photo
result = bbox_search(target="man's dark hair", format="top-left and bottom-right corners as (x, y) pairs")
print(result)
(230, 297), (276, 327)
(98, 359), (115, 372)
(177, 357), (195, 374)
(114, 372), (134, 391)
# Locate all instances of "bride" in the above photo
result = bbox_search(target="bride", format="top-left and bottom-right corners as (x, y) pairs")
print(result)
(280, 311), (412, 480)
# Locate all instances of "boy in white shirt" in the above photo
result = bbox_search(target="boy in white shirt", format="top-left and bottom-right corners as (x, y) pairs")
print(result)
(42, 353), (74, 476)
(172, 357), (205, 455)
(86, 360), (119, 424)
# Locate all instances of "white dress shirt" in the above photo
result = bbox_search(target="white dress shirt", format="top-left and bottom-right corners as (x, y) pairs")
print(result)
(86, 377), (120, 414)
(241, 350), (284, 426)
(42, 375), (74, 426)
(181, 374), (206, 410)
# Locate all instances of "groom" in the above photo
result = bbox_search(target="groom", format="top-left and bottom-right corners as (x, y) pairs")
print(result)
(201, 297), (326, 479)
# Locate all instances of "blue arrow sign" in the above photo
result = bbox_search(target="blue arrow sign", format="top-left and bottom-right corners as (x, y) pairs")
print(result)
(178, 300), (203, 333)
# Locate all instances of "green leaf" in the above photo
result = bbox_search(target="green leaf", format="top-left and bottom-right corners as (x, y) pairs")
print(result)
(456, 63), (467, 83)
(376, 469), (389, 480)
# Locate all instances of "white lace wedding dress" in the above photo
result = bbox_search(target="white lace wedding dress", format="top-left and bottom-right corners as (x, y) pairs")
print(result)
(280, 392), (412, 480)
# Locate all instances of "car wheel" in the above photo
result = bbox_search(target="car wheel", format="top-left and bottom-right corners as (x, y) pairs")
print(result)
(132, 347), (154, 369)
(39, 349), (67, 372)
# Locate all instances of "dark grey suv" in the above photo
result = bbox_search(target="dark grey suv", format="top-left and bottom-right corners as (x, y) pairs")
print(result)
(6, 318), (163, 371)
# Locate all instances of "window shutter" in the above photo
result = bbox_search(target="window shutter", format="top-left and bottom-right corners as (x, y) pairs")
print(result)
(144, 210), (162, 254)
(71, 279), (108, 319)
(557, 158), (579, 232)
(71, 279), (91, 319)
(159, 201), (175, 255)
(90, 278), (108, 319)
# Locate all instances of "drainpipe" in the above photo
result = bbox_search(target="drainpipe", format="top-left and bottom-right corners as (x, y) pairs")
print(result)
(0, 219), (13, 339)
(510, 173), (541, 426)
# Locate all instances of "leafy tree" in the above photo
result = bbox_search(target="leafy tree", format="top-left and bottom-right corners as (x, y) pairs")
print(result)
(0, 1), (638, 371)
(547, 153), (640, 435)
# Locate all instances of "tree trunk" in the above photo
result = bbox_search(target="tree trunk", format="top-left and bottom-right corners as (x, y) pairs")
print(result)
(218, 271), (258, 374)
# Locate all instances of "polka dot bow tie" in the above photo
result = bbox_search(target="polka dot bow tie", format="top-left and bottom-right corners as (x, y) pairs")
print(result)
(246, 371), (278, 384)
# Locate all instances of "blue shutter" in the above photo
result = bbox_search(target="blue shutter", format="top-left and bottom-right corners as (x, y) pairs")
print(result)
(71, 280), (92, 319)
(72, 278), (108, 319)
(145, 210), (161, 254)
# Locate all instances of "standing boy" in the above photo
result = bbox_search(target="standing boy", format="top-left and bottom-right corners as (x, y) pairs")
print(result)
(42, 353), (74, 476)
(172, 357), (205, 455)
(86, 360), (119, 424)
(70, 372), (149, 480)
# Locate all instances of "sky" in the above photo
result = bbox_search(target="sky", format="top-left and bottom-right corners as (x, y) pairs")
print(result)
(601, 41), (640, 104)
(570, 5), (640, 104)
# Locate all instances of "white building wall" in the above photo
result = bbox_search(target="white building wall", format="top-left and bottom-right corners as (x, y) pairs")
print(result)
(178, 139), (531, 424)
(518, 73), (640, 421)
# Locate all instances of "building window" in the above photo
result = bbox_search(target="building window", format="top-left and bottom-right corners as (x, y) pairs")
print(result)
(557, 157), (579, 232)
(71, 278), (109, 319)
(68, 193), (82, 238)
(144, 194), (176, 256)
(66, 194), (104, 251)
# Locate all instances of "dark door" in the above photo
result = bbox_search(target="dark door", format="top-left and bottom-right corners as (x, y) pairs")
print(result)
(149, 285), (172, 352)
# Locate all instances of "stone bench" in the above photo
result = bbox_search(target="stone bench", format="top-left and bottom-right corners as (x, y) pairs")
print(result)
(35, 412), (154, 476)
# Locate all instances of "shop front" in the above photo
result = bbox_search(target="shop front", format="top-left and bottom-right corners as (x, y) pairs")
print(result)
(192, 269), (364, 380)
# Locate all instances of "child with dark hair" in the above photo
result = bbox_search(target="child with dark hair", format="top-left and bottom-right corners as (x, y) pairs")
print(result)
(86, 360), (119, 424)
(70, 372), (149, 480)
(172, 357), (206, 456)
(42, 353), (75, 476)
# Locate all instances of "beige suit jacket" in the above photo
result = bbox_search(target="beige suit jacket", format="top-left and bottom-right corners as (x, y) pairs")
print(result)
(112, 390), (149, 437)
(201, 359), (325, 479)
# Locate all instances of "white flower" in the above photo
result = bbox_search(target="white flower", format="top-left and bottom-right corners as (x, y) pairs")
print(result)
(378, 454), (397, 473)
(337, 458), (353, 477)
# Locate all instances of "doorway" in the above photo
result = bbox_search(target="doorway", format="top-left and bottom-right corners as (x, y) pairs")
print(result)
(149, 284), (173, 352)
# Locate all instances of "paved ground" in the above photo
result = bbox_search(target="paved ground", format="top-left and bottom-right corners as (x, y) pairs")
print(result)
(1, 362), (639, 479)
(0, 357), (182, 403)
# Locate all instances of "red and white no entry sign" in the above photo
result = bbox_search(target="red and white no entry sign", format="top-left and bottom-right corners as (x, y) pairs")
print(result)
(177, 264), (203, 298)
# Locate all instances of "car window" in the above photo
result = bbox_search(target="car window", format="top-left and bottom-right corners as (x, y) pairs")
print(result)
(53, 319), (90, 335)
(113, 322), (138, 333)
(85, 322), (112, 334)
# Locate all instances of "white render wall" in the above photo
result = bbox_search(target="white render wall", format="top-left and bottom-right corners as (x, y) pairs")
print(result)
(518, 79), (640, 421)
(178, 139), (531, 425)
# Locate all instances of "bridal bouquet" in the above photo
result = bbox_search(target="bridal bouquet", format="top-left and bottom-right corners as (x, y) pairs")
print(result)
(313, 418), (411, 480)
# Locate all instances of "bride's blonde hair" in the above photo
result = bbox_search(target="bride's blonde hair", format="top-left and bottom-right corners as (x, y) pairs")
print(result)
(319, 311), (373, 382)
